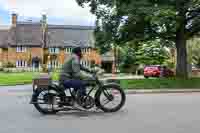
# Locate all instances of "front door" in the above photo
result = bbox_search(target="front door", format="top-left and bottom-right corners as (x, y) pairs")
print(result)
(33, 61), (39, 68)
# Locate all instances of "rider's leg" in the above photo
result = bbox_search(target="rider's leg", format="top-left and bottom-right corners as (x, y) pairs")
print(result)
(63, 80), (86, 96)
(66, 80), (86, 96)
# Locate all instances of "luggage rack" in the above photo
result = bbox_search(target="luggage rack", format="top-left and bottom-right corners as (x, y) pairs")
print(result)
(32, 74), (52, 92)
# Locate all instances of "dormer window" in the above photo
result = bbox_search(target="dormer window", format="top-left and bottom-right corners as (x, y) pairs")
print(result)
(65, 47), (72, 53)
(82, 48), (90, 53)
(49, 48), (59, 54)
(16, 46), (26, 52)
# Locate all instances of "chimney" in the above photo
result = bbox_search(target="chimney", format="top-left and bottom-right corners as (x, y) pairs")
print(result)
(41, 14), (47, 48)
(41, 14), (47, 26)
(12, 13), (18, 27)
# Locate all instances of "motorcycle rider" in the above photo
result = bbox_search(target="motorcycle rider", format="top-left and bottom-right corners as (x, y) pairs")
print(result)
(59, 47), (94, 106)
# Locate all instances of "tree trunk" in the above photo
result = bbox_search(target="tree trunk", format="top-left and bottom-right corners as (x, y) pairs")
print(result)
(176, 30), (188, 78)
(113, 44), (117, 73)
(175, 1), (189, 78)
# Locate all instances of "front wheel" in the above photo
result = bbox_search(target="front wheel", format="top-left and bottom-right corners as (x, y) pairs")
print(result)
(95, 84), (126, 112)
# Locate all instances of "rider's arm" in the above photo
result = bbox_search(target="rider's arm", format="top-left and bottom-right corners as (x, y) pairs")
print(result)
(71, 56), (82, 78)
(80, 64), (92, 73)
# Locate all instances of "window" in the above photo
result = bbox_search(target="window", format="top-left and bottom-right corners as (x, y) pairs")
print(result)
(16, 46), (26, 52)
(80, 60), (89, 67)
(49, 48), (59, 54)
(48, 60), (59, 68)
(85, 48), (88, 53)
(82, 48), (85, 53)
(82, 48), (88, 53)
(83, 48), (90, 53)
(88, 48), (91, 53)
(16, 60), (27, 68)
(65, 48), (72, 53)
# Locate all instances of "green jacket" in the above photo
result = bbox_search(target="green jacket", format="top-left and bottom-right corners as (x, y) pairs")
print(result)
(59, 54), (92, 84)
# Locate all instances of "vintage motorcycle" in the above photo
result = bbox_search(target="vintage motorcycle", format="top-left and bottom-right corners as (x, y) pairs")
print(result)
(30, 71), (126, 114)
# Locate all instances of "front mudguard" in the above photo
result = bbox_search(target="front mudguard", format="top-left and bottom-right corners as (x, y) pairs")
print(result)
(94, 83), (121, 106)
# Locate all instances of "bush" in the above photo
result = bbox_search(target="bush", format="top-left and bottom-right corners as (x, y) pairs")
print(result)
(42, 64), (48, 72)
(3, 68), (9, 73)
(4, 62), (15, 68)
(164, 60), (175, 69)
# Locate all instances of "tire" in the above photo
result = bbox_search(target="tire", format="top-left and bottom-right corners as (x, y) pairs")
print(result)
(95, 84), (126, 112)
(32, 88), (60, 115)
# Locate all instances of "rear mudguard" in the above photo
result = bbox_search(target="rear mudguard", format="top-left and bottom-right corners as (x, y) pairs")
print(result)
(30, 84), (65, 103)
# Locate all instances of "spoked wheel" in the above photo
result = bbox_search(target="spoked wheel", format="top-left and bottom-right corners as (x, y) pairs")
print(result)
(95, 85), (126, 112)
(32, 89), (61, 114)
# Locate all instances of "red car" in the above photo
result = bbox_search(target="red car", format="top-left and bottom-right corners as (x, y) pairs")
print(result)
(144, 65), (174, 78)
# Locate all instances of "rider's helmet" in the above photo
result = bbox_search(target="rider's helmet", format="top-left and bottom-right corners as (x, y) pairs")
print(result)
(72, 47), (82, 58)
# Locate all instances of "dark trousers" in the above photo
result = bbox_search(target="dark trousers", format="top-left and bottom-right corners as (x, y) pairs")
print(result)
(63, 80), (86, 96)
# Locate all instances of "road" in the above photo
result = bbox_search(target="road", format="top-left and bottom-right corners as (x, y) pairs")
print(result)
(0, 85), (200, 133)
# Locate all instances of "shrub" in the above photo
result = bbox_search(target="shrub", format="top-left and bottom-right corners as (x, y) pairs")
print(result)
(42, 64), (48, 72)
(4, 62), (15, 68)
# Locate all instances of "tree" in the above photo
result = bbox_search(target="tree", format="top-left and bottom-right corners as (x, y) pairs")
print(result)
(119, 45), (137, 73)
(89, 3), (122, 54)
(76, 0), (200, 78)
(187, 37), (200, 68)
(136, 40), (170, 65)
(119, 39), (169, 73)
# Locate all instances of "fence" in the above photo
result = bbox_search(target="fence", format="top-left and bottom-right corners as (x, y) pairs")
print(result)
(0, 67), (63, 73)
(2, 67), (43, 73)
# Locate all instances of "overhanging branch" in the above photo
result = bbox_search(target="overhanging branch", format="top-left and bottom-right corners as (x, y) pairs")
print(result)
(186, 25), (200, 38)
(186, 7), (200, 22)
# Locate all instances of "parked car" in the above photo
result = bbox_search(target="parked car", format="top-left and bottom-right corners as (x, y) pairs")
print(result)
(144, 65), (174, 78)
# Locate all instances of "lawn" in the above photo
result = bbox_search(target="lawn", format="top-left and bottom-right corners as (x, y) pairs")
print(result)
(0, 72), (40, 86)
(120, 78), (200, 89)
(0, 72), (59, 86)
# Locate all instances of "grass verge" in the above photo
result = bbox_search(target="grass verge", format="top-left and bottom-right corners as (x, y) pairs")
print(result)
(120, 78), (200, 89)
(1, 72), (200, 89)
(0, 72), (39, 86)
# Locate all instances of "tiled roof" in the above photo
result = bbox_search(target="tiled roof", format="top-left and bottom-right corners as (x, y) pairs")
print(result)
(48, 25), (95, 30)
(0, 30), (9, 48)
(46, 25), (95, 48)
(13, 23), (43, 46)
(0, 23), (95, 48)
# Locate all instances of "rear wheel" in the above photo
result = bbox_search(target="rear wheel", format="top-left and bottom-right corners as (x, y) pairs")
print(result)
(32, 88), (61, 114)
(95, 85), (126, 112)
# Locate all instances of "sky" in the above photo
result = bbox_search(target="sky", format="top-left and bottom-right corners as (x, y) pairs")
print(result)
(0, 0), (96, 26)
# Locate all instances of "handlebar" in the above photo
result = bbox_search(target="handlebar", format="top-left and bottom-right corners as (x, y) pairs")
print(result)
(91, 69), (105, 81)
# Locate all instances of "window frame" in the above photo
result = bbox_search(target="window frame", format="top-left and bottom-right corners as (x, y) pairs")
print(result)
(65, 47), (72, 53)
(49, 47), (59, 54)
(16, 46), (26, 53)
(49, 59), (59, 68)
(16, 60), (27, 68)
